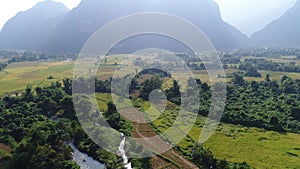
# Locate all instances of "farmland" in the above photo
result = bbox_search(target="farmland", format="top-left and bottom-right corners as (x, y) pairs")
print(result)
(2, 53), (300, 95)
(94, 91), (300, 169)
(1, 52), (300, 168)
(0, 61), (74, 95)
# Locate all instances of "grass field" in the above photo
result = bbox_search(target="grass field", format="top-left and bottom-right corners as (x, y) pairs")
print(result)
(1, 58), (300, 168)
(95, 92), (300, 169)
(0, 56), (293, 95)
(0, 61), (74, 95)
(242, 56), (300, 64)
(147, 102), (300, 169)
(201, 126), (300, 169)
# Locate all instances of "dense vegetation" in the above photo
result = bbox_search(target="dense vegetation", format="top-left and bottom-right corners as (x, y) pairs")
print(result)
(0, 75), (255, 169)
(153, 74), (300, 133)
(230, 47), (300, 59)
(0, 81), (124, 169)
(224, 75), (300, 132)
(239, 58), (300, 73)
(1, 48), (300, 168)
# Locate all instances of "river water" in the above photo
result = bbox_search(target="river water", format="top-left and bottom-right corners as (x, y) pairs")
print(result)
(70, 143), (106, 169)
(70, 134), (132, 169)
(118, 133), (132, 169)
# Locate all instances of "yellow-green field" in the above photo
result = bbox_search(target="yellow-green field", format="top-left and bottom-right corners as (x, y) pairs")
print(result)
(1, 57), (300, 94)
(151, 105), (300, 169)
(95, 92), (300, 169)
(0, 61), (74, 95)
(190, 124), (300, 169)
(242, 55), (300, 64)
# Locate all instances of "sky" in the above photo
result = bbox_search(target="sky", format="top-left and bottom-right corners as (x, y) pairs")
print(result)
(215, 0), (297, 36)
(0, 0), (297, 35)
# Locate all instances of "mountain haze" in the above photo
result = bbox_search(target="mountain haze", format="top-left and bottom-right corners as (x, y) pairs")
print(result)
(47, 0), (248, 52)
(0, 0), (248, 52)
(251, 0), (300, 47)
(0, 0), (69, 50)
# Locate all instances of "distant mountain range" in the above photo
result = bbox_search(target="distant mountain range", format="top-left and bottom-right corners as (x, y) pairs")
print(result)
(251, 0), (300, 47)
(46, 0), (249, 52)
(0, 0), (248, 52)
(0, 0), (69, 50)
(0, 0), (299, 52)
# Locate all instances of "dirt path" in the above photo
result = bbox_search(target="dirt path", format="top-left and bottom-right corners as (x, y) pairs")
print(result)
(0, 71), (8, 79)
(132, 122), (198, 169)
(0, 143), (12, 153)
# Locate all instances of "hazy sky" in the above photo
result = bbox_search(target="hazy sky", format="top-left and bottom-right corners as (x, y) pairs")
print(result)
(0, 0), (297, 35)
(215, 0), (297, 35)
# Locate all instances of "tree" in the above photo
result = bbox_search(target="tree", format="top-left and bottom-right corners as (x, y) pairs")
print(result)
(231, 162), (252, 169)
(104, 102), (133, 135)
(9, 122), (73, 169)
(139, 76), (162, 100)
(165, 80), (181, 104)
(246, 66), (261, 77)
(266, 74), (271, 82)
(233, 74), (245, 86)
(191, 143), (217, 169)
(63, 78), (72, 95)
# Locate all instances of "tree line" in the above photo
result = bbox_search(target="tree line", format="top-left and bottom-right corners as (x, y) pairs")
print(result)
(239, 58), (300, 73)
(0, 50), (76, 63)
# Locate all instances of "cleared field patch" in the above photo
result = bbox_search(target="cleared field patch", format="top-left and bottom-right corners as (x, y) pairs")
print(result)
(0, 59), (8, 63)
(179, 122), (300, 169)
(95, 93), (112, 111)
(202, 125), (300, 169)
(0, 71), (8, 79)
(0, 61), (74, 95)
(192, 69), (235, 84)
(242, 56), (300, 64)
(281, 55), (298, 60)
(0, 143), (11, 153)
(266, 57), (300, 64)
(259, 70), (300, 81)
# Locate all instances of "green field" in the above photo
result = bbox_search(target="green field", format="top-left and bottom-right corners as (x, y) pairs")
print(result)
(0, 56), (299, 93)
(0, 61), (74, 95)
(94, 92), (300, 169)
(202, 126), (300, 169)
(1, 57), (300, 168)
(2, 55), (299, 95)
(148, 103), (300, 169)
